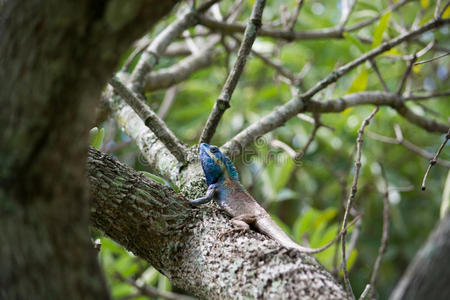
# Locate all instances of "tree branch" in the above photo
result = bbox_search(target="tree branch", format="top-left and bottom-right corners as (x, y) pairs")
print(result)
(341, 107), (379, 298)
(421, 129), (450, 190)
(87, 147), (351, 299)
(143, 38), (219, 92)
(222, 90), (449, 156)
(109, 77), (188, 163)
(198, 0), (409, 41)
(367, 128), (450, 168)
(199, 0), (266, 143)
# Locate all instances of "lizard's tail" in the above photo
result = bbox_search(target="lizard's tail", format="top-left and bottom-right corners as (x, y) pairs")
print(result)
(255, 214), (362, 254)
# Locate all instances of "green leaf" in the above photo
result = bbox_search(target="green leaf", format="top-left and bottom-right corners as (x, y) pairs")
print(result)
(343, 33), (367, 53)
(293, 208), (320, 242)
(347, 66), (369, 94)
(270, 214), (292, 235)
(141, 171), (167, 186)
(274, 156), (295, 192)
(372, 11), (391, 48)
(313, 207), (338, 228)
(420, 0), (429, 9)
(90, 127), (105, 150)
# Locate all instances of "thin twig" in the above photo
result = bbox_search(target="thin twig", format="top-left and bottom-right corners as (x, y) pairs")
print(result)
(421, 129), (450, 190)
(358, 284), (371, 300)
(414, 52), (450, 65)
(114, 272), (196, 300)
(158, 86), (178, 120)
(369, 59), (389, 92)
(346, 0), (409, 32)
(199, 0), (266, 143)
(405, 90), (450, 101)
(341, 106), (379, 298)
(198, 0), (408, 41)
(436, 0), (444, 19)
(295, 114), (322, 161)
(287, 0), (304, 31)
(109, 77), (187, 163)
(122, 35), (152, 72)
(130, 0), (221, 93)
(339, 0), (357, 29)
(366, 128), (450, 168)
(143, 37), (220, 92)
(396, 54), (417, 95)
(368, 163), (391, 298)
(228, 34), (299, 84)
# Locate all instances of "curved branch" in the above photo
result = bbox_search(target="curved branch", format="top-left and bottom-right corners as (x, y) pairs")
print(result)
(88, 147), (350, 299)
(109, 77), (188, 163)
(223, 91), (449, 155)
(144, 39), (219, 92)
(199, 0), (266, 144)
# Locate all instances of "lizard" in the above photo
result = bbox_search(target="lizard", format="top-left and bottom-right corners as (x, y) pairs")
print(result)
(189, 143), (360, 254)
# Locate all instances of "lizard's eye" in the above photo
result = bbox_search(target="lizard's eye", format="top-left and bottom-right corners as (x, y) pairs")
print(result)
(210, 146), (219, 153)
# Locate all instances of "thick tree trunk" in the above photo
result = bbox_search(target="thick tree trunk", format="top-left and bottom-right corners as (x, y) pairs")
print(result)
(390, 214), (450, 300)
(88, 148), (350, 299)
(0, 1), (177, 299)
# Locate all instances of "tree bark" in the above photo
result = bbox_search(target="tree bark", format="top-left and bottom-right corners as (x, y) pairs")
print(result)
(390, 214), (450, 300)
(0, 1), (177, 299)
(88, 147), (350, 299)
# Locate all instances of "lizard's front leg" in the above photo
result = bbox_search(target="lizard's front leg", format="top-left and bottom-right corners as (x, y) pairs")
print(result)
(188, 183), (217, 206)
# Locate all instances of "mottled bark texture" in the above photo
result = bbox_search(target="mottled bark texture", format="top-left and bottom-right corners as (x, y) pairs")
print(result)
(390, 214), (450, 300)
(88, 148), (350, 299)
(0, 1), (177, 299)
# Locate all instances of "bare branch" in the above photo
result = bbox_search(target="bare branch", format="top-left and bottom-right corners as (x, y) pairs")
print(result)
(414, 51), (450, 65)
(223, 89), (449, 156)
(394, 104), (449, 133)
(367, 127), (450, 168)
(405, 90), (450, 101)
(340, 107), (379, 298)
(198, 15), (342, 40)
(339, 0), (357, 29)
(368, 163), (391, 298)
(144, 38), (219, 92)
(129, 1), (221, 92)
(287, 0), (305, 31)
(358, 284), (371, 300)
(295, 114), (322, 161)
(345, 0), (409, 32)
(114, 272), (196, 300)
(158, 86), (178, 120)
(109, 77), (188, 163)
(198, 0), (409, 41)
(370, 59), (389, 92)
(199, 0), (266, 143)
(227, 35), (299, 84)
(421, 129), (450, 190)
(397, 54), (417, 95)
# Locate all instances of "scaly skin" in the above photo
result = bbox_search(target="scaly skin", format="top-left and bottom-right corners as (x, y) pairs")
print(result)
(190, 143), (354, 254)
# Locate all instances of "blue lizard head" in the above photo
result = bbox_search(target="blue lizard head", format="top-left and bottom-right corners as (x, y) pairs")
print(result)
(199, 143), (239, 185)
